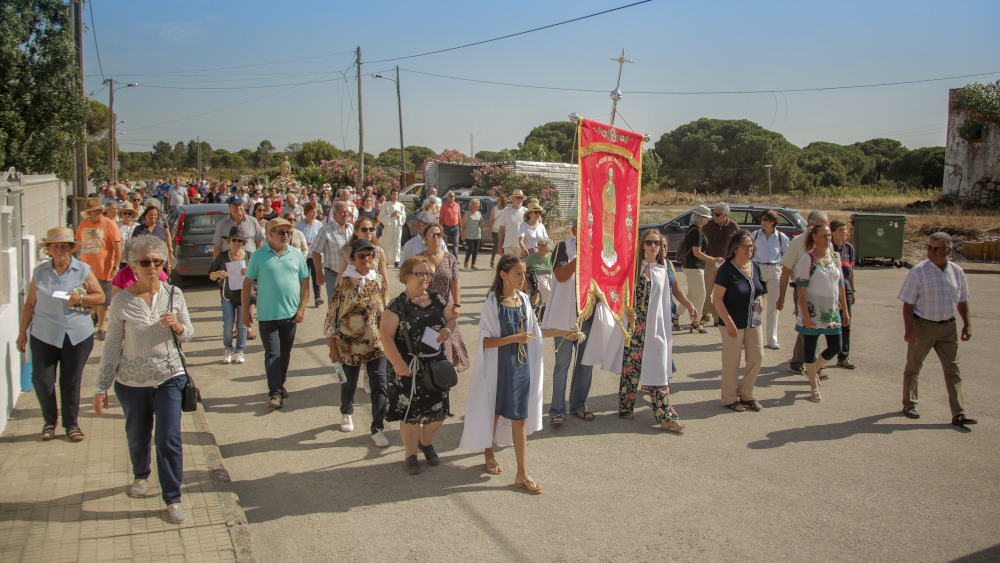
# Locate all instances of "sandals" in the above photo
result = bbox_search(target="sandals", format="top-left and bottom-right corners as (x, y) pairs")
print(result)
(41, 424), (56, 441)
(549, 415), (565, 426)
(247, 328), (257, 340)
(514, 476), (542, 495)
(809, 388), (822, 403)
(739, 398), (763, 411)
(572, 410), (595, 421)
(952, 414), (978, 427)
(66, 425), (85, 442)
(485, 456), (503, 475)
(655, 422), (687, 434)
(672, 319), (681, 331)
(690, 323), (708, 334)
(724, 402), (747, 412)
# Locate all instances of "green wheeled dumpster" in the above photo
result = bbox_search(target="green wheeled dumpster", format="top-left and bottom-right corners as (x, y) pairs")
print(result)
(851, 213), (907, 267)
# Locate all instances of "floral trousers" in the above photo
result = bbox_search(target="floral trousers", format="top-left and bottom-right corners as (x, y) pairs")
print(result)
(618, 373), (678, 424)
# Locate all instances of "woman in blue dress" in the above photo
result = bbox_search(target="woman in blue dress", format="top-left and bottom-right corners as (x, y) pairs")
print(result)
(460, 255), (577, 495)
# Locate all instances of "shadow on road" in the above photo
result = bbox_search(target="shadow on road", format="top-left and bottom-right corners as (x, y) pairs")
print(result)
(746, 411), (960, 449)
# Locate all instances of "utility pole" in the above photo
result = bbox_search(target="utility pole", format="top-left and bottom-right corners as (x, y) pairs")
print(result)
(197, 135), (201, 173)
(107, 78), (115, 185)
(356, 47), (365, 191)
(765, 164), (773, 206)
(71, 0), (87, 227)
(470, 134), (474, 158)
(395, 66), (405, 192)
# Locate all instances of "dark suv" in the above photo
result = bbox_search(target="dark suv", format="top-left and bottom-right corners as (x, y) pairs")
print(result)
(640, 204), (807, 259)
(166, 204), (230, 283)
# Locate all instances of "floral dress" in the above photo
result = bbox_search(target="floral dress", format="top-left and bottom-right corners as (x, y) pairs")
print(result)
(427, 251), (470, 372)
(385, 291), (453, 424)
(618, 264), (679, 423)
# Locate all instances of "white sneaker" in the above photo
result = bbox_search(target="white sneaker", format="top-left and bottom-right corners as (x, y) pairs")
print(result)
(372, 430), (389, 447)
(341, 414), (353, 432)
(222, 351), (233, 364)
(233, 352), (245, 364)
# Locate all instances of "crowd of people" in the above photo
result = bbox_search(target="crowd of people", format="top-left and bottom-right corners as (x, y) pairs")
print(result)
(21, 177), (976, 520)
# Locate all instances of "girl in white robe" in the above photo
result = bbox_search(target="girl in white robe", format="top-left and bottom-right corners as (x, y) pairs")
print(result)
(459, 255), (577, 495)
(621, 230), (698, 432)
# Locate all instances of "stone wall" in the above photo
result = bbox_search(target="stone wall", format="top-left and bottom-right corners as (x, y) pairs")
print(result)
(943, 89), (1000, 207)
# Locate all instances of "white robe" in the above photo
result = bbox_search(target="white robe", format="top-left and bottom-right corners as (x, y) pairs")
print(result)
(459, 292), (544, 450)
(635, 262), (674, 386)
(379, 201), (406, 264)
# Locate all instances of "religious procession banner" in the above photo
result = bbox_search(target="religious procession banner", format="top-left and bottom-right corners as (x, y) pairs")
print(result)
(576, 117), (642, 324)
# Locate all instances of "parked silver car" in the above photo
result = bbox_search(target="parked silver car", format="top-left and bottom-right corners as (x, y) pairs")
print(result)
(166, 204), (230, 284)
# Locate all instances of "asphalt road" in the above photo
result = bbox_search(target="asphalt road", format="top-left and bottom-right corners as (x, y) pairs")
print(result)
(176, 263), (999, 562)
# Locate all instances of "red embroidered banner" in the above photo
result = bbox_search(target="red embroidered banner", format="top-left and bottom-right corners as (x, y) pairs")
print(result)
(576, 118), (642, 320)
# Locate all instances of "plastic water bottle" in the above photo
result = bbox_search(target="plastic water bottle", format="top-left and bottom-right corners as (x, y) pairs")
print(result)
(332, 361), (347, 384)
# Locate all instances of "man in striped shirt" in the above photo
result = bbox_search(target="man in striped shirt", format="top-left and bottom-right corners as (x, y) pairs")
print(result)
(897, 232), (976, 427)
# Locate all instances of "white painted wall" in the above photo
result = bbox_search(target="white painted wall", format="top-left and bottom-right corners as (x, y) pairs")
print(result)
(0, 248), (21, 434)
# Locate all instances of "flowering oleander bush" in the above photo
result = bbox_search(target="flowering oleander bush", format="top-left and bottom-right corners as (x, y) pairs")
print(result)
(318, 158), (398, 195)
(471, 165), (560, 218)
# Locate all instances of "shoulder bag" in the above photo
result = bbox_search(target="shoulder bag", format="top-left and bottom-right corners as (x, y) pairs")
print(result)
(169, 286), (201, 412)
(397, 295), (458, 394)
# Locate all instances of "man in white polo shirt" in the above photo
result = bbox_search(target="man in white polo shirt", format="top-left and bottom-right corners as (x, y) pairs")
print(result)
(497, 189), (527, 257)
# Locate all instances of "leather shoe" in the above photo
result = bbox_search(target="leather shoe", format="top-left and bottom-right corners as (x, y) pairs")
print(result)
(902, 407), (920, 419)
(951, 414), (978, 427)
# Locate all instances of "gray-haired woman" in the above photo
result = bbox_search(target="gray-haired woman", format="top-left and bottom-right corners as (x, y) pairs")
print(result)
(92, 234), (194, 524)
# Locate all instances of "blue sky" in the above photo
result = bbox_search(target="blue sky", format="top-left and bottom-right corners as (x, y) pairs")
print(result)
(82, 0), (1000, 157)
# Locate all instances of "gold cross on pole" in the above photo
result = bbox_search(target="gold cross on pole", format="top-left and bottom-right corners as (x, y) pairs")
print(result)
(609, 49), (633, 126)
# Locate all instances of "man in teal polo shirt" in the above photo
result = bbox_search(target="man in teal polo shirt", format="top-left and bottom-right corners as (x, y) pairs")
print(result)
(242, 218), (311, 409)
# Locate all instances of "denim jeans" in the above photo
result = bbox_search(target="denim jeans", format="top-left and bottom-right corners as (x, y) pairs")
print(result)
(323, 268), (339, 303)
(114, 375), (187, 505)
(221, 299), (246, 353)
(443, 224), (460, 256)
(31, 334), (93, 429)
(259, 317), (297, 397)
(341, 356), (388, 433)
(549, 316), (595, 418)
(463, 238), (481, 266)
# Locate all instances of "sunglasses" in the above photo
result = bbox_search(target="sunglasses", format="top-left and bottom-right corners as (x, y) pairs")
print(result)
(643, 239), (661, 247)
(411, 271), (433, 278)
(713, 212), (724, 217)
(740, 243), (755, 249)
(355, 253), (375, 260)
(121, 212), (134, 216)
(358, 227), (375, 233)
(138, 259), (164, 268)
(273, 230), (293, 236)
(428, 232), (443, 238)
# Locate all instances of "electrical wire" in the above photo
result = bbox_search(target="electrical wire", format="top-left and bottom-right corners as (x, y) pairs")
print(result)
(88, 0), (105, 81)
(363, 0), (654, 64)
(85, 50), (358, 78)
(402, 68), (1000, 95)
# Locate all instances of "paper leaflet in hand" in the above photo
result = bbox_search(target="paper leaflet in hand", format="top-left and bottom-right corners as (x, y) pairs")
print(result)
(225, 260), (246, 291)
(420, 327), (442, 350)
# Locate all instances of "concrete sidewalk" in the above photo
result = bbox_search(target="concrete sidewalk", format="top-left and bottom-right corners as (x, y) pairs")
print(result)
(0, 349), (254, 562)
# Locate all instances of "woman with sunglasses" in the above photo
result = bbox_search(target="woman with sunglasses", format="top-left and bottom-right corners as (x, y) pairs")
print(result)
(326, 239), (389, 446)
(382, 256), (458, 474)
(421, 222), (469, 372)
(712, 230), (767, 412)
(794, 224), (850, 403)
(209, 227), (253, 365)
(252, 202), (268, 230)
(338, 217), (388, 296)
(117, 204), (138, 269)
(620, 231), (697, 431)
(92, 234), (194, 524)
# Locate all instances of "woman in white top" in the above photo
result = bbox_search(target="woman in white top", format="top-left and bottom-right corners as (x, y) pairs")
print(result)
(794, 224), (850, 403)
(296, 203), (324, 307)
(488, 194), (507, 268)
(92, 234), (194, 524)
(518, 202), (548, 258)
(622, 231), (697, 432)
(751, 209), (790, 349)
(117, 204), (138, 268)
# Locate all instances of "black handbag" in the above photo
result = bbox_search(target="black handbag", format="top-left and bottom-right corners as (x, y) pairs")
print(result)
(169, 287), (201, 412)
(397, 295), (458, 393)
